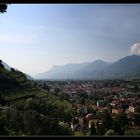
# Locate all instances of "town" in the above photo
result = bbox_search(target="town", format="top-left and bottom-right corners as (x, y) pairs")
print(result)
(37, 79), (140, 135)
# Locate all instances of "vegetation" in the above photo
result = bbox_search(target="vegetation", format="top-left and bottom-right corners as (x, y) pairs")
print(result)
(105, 129), (115, 136)
(0, 4), (8, 13)
(0, 61), (140, 136)
(0, 62), (74, 135)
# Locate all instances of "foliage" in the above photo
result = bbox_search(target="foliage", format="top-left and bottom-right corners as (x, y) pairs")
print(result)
(96, 125), (105, 135)
(24, 98), (35, 110)
(90, 123), (96, 135)
(0, 111), (9, 135)
(74, 131), (85, 136)
(133, 113), (140, 126)
(125, 127), (140, 136)
(105, 129), (115, 136)
(0, 4), (8, 13)
(112, 112), (128, 135)
(102, 110), (112, 130)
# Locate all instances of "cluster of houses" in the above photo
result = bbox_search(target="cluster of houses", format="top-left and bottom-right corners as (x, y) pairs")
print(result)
(45, 80), (140, 133)
(70, 100), (140, 133)
(70, 113), (101, 133)
(69, 88), (140, 133)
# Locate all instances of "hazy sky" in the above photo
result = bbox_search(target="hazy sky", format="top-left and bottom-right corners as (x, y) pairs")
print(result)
(0, 4), (140, 76)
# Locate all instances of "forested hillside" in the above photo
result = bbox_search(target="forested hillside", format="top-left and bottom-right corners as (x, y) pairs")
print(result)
(0, 60), (75, 135)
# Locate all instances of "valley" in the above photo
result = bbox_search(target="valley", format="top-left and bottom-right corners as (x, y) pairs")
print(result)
(1, 3), (140, 137)
(0, 59), (140, 136)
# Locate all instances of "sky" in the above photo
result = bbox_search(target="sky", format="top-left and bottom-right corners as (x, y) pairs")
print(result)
(0, 4), (140, 77)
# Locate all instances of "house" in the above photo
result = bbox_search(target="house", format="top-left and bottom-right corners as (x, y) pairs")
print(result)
(111, 100), (117, 108)
(71, 117), (79, 131)
(112, 108), (118, 114)
(77, 104), (88, 114)
(129, 103), (136, 113)
(112, 87), (123, 93)
(112, 108), (124, 114)
(88, 120), (95, 129)
(96, 100), (105, 107)
(86, 113), (93, 124)
(78, 116), (88, 131)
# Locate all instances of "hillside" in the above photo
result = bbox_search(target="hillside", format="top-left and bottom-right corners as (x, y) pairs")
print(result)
(103, 55), (140, 79)
(0, 59), (74, 135)
(0, 59), (72, 107)
(0, 60), (34, 93)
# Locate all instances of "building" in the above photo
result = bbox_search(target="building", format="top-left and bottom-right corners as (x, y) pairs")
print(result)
(77, 104), (88, 114)
(86, 113), (93, 124)
(112, 108), (124, 114)
(97, 100), (105, 107)
(71, 117), (79, 131)
(129, 103), (136, 113)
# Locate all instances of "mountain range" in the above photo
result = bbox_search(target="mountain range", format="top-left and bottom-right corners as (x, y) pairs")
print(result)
(35, 55), (140, 80)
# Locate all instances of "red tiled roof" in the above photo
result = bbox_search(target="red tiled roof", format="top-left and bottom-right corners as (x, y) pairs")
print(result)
(112, 87), (123, 93)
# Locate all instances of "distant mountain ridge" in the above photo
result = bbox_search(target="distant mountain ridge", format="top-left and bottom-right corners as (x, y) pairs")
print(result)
(35, 55), (140, 80)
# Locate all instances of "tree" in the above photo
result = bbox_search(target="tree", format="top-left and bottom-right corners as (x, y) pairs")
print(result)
(133, 113), (140, 126)
(0, 111), (9, 135)
(96, 125), (105, 135)
(125, 126), (140, 136)
(58, 121), (72, 135)
(23, 110), (42, 135)
(90, 122), (96, 135)
(10, 68), (16, 72)
(95, 110), (103, 120)
(102, 110), (112, 130)
(24, 98), (35, 110)
(0, 60), (4, 69)
(77, 97), (85, 105)
(105, 129), (115, 136)
(0, 4), (8, 13)
(6, 108), (24, 134)
(135, 105), (140, 114)
(113, 112), (128, 135)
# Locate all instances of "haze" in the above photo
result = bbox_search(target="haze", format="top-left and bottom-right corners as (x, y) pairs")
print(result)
(0, 4), (140, 77)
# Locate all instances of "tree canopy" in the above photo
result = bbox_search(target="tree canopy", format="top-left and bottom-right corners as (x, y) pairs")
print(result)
(0, 4), (8, 13)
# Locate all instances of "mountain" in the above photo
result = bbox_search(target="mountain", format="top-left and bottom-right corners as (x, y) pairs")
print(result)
(35, 55), (140, 80)
(0, 59), (33, 80)
(72, 60), (110, 79)
(35, 60), (110, 80)
(35, 62), (90, 79)
(104, 55), (140, 79)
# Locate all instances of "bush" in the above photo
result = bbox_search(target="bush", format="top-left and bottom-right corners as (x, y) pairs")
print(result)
(74, 131), (85, 136)
(125, 127), (140, 136)
(105, 129), (115, 136)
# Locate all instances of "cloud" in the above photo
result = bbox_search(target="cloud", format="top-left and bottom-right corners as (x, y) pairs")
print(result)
(130, 43), (140, 55)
